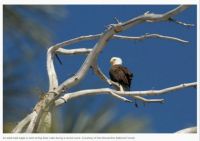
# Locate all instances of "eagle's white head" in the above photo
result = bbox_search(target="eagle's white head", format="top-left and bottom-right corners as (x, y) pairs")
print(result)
(110, 57), (123, 66)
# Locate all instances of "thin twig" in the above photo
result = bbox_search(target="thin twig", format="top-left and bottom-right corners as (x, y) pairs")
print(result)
(169, 18), (195, 27)
(133, 96), (164, 103)
(114, 34), (189, 43)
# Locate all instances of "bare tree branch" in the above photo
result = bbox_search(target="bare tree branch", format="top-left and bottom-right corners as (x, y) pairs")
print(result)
(121, 5), (190, 30)
(56, 48), (92, 55)
(52, 34), (189, 53)
(175, 126), (197, 133)
(55, 82), (196, 106)
(11, 113), (34, 133)
(47, 49), (58, 91)
(49, 34), (101, 53)
(54, 33), (188, 57)
(163, 5), (190, 19)
(47, 6), (191, 53)
(25, 111), (38, 133)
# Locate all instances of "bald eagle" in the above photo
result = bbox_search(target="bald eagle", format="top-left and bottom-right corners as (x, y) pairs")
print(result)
(109, 57), (133, 92)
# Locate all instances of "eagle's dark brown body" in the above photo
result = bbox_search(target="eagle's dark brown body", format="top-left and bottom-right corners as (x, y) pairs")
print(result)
(109, 65), (133, 90)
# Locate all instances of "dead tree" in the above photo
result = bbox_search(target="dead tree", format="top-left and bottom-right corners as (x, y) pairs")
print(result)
(12, 5), (196, 133)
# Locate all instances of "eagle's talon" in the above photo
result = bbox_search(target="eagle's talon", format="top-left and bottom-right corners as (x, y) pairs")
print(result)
(126, 100), (133, 103)
(119, 85), (125, 92)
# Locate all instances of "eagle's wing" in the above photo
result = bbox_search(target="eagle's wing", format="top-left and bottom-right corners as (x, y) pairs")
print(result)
(109, 65), (130, 86)
(121, 66), (133, 87)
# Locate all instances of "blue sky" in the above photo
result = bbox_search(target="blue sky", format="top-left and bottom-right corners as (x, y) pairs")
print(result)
(4, 5), (197, 133)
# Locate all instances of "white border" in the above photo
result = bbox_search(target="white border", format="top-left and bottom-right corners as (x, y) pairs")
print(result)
(1, 0), (199, 141)
(0, 1), (3, 136)
(1, 0), (199, 5)
(1, 134), (199, 141)
(197, 0), (200, 137)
